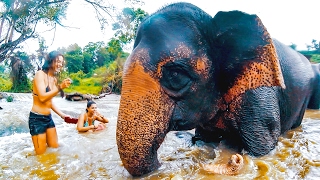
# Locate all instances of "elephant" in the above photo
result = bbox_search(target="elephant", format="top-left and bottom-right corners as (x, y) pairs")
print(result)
(116, 2), (320, 177)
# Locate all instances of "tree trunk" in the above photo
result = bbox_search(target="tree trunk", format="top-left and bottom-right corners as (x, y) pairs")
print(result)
(8, 19), (16, 42)
(0, 16), (5, 38)
(4, 20), (12, 43)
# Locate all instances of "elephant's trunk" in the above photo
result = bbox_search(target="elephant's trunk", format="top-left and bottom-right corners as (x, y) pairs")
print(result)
(116, 60), (173, 176)
(202, 154), (244, 175)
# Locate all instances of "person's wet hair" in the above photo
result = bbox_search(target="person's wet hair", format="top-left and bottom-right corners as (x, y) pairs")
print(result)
(86, 101), (96, 112)
(42, 51), (63, 73)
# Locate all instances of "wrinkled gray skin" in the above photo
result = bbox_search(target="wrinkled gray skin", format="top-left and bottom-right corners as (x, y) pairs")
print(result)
(116, 2), (320, 177)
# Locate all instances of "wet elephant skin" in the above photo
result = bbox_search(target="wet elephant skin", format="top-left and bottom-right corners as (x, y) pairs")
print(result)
(116, 2), (320, 176)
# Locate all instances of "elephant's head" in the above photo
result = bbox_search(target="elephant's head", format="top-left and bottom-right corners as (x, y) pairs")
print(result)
(116, 3), (284, 176)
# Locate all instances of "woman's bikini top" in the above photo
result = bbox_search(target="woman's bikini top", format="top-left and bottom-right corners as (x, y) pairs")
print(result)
(83, 113), (95, 127)
(45, 85), (51, 92)
(33, 71), (51, 96)
(83, 120), (89, 127)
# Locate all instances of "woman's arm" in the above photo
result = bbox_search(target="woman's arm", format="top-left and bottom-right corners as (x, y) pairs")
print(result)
(77, 113), (96, 132)
(94, 112), (109, 123)
(51, 103), (66, 119)
(99, 115), (109, 123)
(51, 77), (74, 117)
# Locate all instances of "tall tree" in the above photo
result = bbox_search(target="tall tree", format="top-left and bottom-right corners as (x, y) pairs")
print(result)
(0, 0), (69, 62)
(106, 38), (122, 62)
(35, 37), (48, 70)
(64, 43), (83, 73)
(96, 46), (110, 67)
(306, 39), (320, 52)
(83, 41), (104, 73)
(0, 0), (144, 63)
(9, 51), (31, 92)
(112, 7), (148, 47)
(289, 43), (297, 50)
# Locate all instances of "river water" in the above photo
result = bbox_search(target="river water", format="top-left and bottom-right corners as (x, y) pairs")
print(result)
(0, 93), (319, 180)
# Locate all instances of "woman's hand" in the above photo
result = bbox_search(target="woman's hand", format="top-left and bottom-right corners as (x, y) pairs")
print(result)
(59, 78), (72, 89)
(60, 113), (69, 119)
(93, 112), (108, 123)
(93, 112), (102, 119)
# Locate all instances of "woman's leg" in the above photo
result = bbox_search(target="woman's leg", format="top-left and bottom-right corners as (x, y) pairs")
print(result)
(31, 134), (47, 155)
(46, 127), (59, 148)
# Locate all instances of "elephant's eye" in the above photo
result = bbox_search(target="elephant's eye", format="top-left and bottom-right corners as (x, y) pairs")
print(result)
(160, 66), (192, 96)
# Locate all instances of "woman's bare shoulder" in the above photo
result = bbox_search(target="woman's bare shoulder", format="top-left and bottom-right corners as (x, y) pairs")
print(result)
(78, 112), (86, 119)
(34, 70), (45, 79)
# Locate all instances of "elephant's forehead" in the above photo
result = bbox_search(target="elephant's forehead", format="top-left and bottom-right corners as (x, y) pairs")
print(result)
(127, 44), (211, 79)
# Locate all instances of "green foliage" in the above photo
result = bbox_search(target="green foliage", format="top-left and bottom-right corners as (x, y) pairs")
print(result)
(64, 44), (84, 73)
(83, 51), (95, 74)
(306, 39), (320, 52)
(65, 54), (84, 73)
(96, 47), (111, 67)
(0, 73), (12, 91)
(0, 64), (6, 73)
(33, 37), (48, 71)
(64, 77), (103, 95)
(106, 38), (123, 62)
(100, 56), (127, 94)
(63, 52), (127, 95)
(299, 50), (316, 55)
(63, 71), (103, 95)
(8, 52), (31, 93)
(289, 43), (297, 50)
(112, 7), (149, 46)
(1, 2), (145, 94)
(6, 95), (13, 102)
(0, 0), (69, 62)
(310, 55), (320, 63)
(69, 71), (85, 86)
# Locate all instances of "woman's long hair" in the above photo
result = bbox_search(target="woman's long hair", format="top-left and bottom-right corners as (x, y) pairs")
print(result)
(42, 51), (63, 73)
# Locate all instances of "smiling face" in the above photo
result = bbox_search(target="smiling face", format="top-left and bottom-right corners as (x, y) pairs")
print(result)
(53, 55), (64, 73)
(87, 103), (97, 115)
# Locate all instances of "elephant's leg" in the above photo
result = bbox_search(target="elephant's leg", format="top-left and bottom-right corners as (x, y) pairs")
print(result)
(202, 154), (244, 175)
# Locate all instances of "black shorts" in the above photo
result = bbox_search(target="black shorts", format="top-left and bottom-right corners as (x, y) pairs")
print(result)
(28, 112), (55, 136)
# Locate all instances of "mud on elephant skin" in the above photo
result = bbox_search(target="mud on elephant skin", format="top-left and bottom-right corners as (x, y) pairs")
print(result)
(116, 2), (320, 177)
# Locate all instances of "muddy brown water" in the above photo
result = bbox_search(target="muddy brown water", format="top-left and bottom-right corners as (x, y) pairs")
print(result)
(0, 93), (319, 179)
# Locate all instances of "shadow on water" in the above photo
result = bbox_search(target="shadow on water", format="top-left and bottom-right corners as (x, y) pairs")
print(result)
(0, 93), (320, 179)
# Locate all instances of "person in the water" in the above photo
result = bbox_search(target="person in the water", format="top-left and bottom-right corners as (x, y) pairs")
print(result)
(76, 100), (109, 132)
(29, 50), (72, 155)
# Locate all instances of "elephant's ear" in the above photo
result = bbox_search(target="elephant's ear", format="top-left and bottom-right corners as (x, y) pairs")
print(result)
(212, 11), (285, 103)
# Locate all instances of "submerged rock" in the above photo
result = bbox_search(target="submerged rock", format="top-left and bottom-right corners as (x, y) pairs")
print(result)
(65, 92), (111, 101)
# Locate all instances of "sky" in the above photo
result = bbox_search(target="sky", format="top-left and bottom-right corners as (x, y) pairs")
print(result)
(22, 0), (320, 53)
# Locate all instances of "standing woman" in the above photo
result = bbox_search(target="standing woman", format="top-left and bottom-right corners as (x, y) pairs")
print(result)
(29, 51), (72, 155)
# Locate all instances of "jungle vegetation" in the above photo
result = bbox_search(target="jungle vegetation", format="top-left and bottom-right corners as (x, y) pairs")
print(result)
(0, 0), (148, 95)
(298, 39), (320, 63)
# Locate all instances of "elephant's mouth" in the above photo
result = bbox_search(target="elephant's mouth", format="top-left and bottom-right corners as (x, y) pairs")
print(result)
(170, 105), (197, 131)
(170, 118), (196, 130)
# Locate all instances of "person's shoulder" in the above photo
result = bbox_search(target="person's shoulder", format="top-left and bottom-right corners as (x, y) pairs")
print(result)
(78, 112), (86, 119)
(34, 70), (45, 78)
